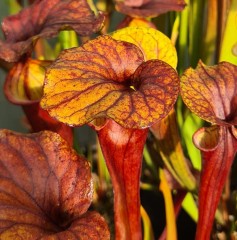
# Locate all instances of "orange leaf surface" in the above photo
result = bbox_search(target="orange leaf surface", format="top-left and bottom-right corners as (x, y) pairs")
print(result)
(4, 58), (51, 104)
(0, 0), (104, 62)
(180, 61), (237, 125)
(112, 27), (178, 68)
(41, 35), (179, 129)
(0, 130), (109, 239)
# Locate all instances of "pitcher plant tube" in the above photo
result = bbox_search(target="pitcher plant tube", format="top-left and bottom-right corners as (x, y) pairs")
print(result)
(180, 61), (237, 239)
(40, 33), (180, 239)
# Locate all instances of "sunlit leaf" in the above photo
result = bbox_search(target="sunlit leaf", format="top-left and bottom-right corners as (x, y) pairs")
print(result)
(112, 27), (178, 68)
(180, 61), (237, 125)
(115, 0), (186, 18)
(0, 130), (110, 239)
(170, 14), (180, 45)
(193, 126), (237, 239)
(182, 112), (202, 170)
(0, 0), (105, 62)
(219, 0), (237, 65)
(182, 192), (198, 222)
(97, 120), (148, 240)
(41, 35), (179, 129)
(4, 58), (51, 104)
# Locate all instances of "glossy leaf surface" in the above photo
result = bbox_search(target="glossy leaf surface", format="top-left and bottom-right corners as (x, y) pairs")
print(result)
(112, 27), (178, 68)
(97, 120), (148, 240)
(115, 0), (186, 18)
(4, 58), (51, 104)
(0, 0), (104, 62)
(0, 130), (109, 239)
(193, 126), (237, 240)
(181, 61), (237, 125)
(41, 35), (179, 129)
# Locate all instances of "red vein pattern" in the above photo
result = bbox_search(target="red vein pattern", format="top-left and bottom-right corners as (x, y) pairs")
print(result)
(0, 130), (110, 239)
(181, 61), (237, 125)
(4, 58), (51, 104)
(41, 35), (179, 129)
(181, 61), (237, 239)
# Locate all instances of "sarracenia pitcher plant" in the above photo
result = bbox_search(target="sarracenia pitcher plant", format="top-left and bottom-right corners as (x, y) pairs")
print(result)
(0, 0), (237, 239)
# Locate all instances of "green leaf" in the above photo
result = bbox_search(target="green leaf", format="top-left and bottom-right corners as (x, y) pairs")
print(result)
(182, 112), (202, 170)
(219, 0), (237, 64)
(181, 192), (198, 222)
